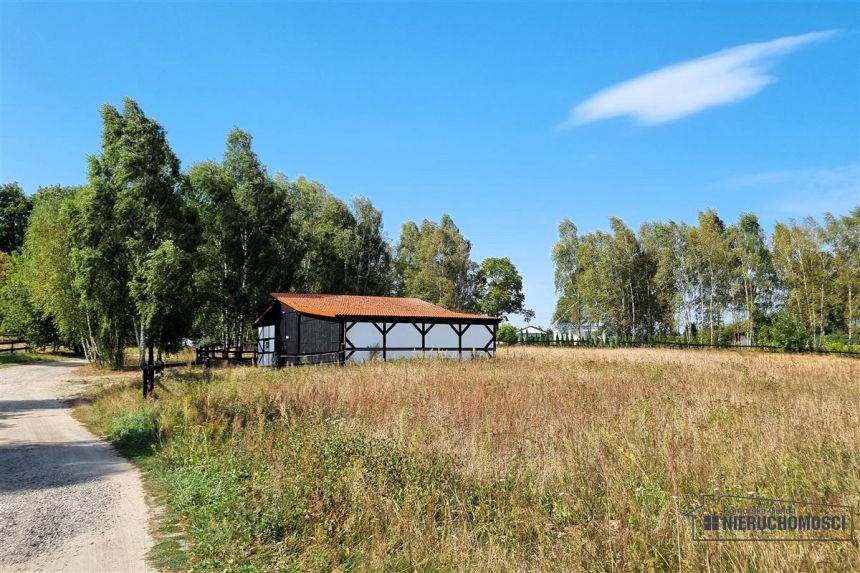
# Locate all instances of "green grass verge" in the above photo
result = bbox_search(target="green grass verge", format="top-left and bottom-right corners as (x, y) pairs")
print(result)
(0, 351), (73, 367)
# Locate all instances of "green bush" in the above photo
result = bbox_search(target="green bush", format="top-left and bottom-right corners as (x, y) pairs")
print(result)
(497, 323), (518, 344)
(820, 334), (860, 353)
(766, 311), (808, 351)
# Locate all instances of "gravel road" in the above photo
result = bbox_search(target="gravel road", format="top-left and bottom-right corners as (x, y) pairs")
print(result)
(0, 361), (154, 572)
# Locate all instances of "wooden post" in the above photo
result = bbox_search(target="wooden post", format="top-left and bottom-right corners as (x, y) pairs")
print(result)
(142, 364), (147, 399)
(146, 340), (155, 398)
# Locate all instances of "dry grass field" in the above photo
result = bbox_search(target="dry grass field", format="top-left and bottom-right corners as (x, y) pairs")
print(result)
(76, 346), (860, 572)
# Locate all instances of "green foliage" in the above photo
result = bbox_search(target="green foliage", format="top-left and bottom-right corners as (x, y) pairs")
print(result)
(552, 219), (584, 329)
(0, 182), (32, 253)
(820, 334), (860, 353)
(475, 257), (531, 320)
(496, 322), (518, 343)
(19, 186), (90, 350)
(190, 142), (393, 347)
(346, 196), (392, 295)
(761, 311), (808, 351)
(0, 253), (58, 346)
(80, 98), (197, 367)
(131, 240), (194, 354)
(772, 217), (837, 348)
(726, 213), (776, 345)
(395, 214), (477, 311)
(288, 178), (392, 297)
(822, 207), (860, 345)
(554, 208), (857, 348)
(571, 218), (659, 338)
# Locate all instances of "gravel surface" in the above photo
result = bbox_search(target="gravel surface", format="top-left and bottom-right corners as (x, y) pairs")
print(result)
(0, 361), (153, 572)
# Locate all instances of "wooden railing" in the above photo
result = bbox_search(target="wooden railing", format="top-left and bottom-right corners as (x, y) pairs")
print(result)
(515, 337), (860, 357)
(0, 336), (28, 353)
(195, 344), (256, 366)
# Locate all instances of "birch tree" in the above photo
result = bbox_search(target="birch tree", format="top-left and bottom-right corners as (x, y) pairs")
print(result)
(823, 207), (859, 342)
(552, 219), (584, 336)
(689, 210), (732, 344)
(84, 98), (196, 368)
(726, 213), (774, 345)
(395, 214), (477, 311)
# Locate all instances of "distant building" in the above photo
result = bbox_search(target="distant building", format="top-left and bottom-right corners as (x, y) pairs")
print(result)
(550, 321), (604, 341)
(518, 325), (549, 340)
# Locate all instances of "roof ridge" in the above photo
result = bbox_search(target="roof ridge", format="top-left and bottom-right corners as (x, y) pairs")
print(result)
(267, 292), (499, 322)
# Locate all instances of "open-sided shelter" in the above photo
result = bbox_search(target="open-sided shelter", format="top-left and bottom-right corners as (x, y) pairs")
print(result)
(253, 293), (501, 366)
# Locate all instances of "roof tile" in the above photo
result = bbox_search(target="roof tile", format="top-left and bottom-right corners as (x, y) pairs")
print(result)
(271, 293), (499, 322)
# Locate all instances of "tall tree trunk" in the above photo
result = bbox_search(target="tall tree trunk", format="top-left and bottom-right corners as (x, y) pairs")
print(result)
(745, 277), (753, 346)
(138, 318), (146, 369)
(629, 281), (636, 340)
(239, 226), (249, 351)
(819, 283), (825, 349)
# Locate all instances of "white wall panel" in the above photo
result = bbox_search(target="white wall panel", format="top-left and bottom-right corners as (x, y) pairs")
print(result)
(422, 349), (460, 360)
(258, 325), (274, 339)
(465, 348), (495, 359)
(386, 350), (421, 361)
(461, 324), (493, 350)
(349, 350), (384, 363)
(424, 323), (459, 349)
(347, 322), (382, 348)
(349, 350), (372, 363)
(344, 320), (496, 362)
(387, 323), (422, 349)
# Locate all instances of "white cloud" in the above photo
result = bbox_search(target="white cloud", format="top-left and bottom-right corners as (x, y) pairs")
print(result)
(723, 164), (860, 216)
(563, 30), (837, 127)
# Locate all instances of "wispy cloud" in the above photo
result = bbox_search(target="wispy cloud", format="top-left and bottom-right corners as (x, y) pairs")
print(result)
(562, 30), (837, 127)
(722, 164), (860, 216)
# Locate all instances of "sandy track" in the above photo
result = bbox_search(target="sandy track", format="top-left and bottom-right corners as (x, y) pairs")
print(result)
(0, 361), (153, 572)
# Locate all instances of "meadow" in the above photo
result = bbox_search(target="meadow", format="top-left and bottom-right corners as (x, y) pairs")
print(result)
(74, 347), (860, 572)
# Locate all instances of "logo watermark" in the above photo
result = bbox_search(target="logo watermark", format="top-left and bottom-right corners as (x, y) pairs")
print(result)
(686, 494), (854, 542)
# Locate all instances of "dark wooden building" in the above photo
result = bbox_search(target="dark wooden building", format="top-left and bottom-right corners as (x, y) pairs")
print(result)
(253, 293), (500, 366)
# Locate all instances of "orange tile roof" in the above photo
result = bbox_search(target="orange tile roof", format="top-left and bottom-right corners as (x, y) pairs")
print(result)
(271, 293), (499, 322)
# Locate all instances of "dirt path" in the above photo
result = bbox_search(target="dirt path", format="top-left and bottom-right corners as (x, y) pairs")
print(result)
(0, 361), (154, 572)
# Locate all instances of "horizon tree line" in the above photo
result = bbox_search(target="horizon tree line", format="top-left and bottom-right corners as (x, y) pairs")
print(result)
(551, 208), (859, 350)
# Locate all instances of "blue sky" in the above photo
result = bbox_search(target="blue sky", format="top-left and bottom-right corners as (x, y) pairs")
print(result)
(1, 2), (858, 326)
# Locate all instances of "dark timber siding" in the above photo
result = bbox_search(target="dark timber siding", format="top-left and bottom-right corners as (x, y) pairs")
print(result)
(299, 314), (341, 356)
(284, 306), (299, 356)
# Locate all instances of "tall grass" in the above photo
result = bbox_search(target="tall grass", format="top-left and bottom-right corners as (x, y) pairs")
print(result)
(75, 347), (860, 571)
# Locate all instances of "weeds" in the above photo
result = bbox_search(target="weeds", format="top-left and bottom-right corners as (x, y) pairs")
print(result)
(75, 347), (860, 571)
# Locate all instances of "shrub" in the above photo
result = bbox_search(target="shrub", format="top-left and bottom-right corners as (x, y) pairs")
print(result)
(767, 311), (808, 351)
(497, 323), (518, 344)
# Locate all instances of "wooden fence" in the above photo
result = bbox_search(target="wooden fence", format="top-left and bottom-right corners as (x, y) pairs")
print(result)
(195, 344), (256, 366)
(515, 337), (860, 357)
(0, 336), (28, 353)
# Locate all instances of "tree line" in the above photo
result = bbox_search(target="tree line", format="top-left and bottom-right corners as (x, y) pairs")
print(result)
(551, 208), (859, 350)
(0, 98), (530, 369)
